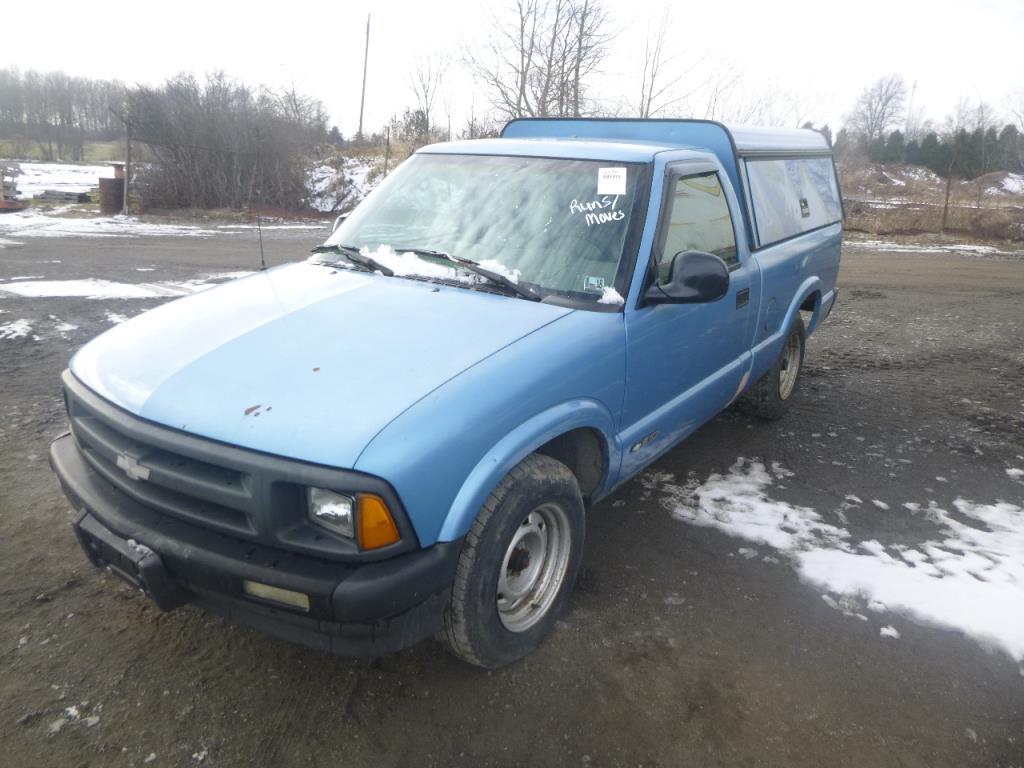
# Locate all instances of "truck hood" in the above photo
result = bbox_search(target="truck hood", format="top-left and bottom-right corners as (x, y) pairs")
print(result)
(71, 263), (573, 467)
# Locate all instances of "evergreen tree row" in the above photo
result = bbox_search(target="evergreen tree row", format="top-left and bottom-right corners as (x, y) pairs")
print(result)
(834, 124), (1022, 180)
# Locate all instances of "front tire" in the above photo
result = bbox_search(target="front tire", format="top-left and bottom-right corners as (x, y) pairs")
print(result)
(739, 315), (806, 420)
(442, 453), (585, 669)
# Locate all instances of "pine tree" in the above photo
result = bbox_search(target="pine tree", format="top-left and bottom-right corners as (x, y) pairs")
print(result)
(918, 132), (943, 175)
(868, 135), (887, 163)
(983, 126), (1000, 173)
(905, 139), (921, 166)
(997, 124), (1022, 173)
(883, 130), (905, 163)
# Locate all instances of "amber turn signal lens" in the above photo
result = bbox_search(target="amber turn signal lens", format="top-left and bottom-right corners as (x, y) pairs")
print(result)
(357, 494), (400, 550)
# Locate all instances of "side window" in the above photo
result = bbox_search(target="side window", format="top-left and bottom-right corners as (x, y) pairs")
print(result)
(746, 157), (842, 247)
(656, 172), (737, 281)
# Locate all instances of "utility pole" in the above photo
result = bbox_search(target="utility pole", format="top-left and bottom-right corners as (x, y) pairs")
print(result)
(905, 80), (918, 138)
(123, 122), (132, 215)
(357, 14), (370, 140)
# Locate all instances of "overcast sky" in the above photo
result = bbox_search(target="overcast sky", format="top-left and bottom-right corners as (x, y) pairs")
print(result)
(4, 0), (1021, 136)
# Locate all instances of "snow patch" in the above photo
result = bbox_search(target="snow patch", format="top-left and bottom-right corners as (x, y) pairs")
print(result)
(216, 223), (326, 231)
(307, 157), (377, 213)
(478, 259), (522, 284)
(880, 625), (901, 639)
(597, 286), (625, 306)
(665, 459), (848, 552)
(0, 319), (32, 339)
(656, 458), (1024, 662)
(848, 239), (1021, 257)
(50, 316), (78, 335)
(0, 210), (221, 239)
(986, 173), (1024, 196)
(0, 273), (252, 300)
(339, 245), (472, 283)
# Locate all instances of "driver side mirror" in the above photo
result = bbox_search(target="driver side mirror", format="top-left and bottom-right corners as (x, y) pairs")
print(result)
(643, 250), (730, 306)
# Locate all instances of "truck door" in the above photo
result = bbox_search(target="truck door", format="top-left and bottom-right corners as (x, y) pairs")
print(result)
(619, 161), (758, 476)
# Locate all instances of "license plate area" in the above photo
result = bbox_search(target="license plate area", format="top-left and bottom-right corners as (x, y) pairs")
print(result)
(73, 510), (190, 611)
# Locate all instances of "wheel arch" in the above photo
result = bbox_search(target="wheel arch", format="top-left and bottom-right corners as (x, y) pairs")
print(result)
(784, 277), (823, 339)
(435, 400), (619, 542)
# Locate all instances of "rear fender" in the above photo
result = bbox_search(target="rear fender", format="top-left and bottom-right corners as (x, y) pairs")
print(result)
(750, 277), (824, 380)
(436, 400), (619, 542)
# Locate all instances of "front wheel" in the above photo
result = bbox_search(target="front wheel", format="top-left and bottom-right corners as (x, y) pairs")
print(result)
(442, 453), (585, 668)
(739, 315), (806, 420)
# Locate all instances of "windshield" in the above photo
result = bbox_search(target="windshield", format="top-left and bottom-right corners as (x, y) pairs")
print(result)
(324, 153), (648, 302)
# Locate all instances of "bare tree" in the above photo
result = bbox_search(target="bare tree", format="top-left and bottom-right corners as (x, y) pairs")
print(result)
(635, 6), (707, 119)
(467, 0), (610, 120)
(846, 74), (907, 142)
(125, 72), (327, 210)
(410, 53), (450, 139)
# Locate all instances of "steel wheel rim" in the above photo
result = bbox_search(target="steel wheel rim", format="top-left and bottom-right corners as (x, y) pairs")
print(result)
(496, 503), (572, 633)
(779, 332), (801, 400)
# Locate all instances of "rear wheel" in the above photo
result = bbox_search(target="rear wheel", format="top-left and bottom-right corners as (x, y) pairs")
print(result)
(739, 315), (806, 420)
(442, 453), (585, 668)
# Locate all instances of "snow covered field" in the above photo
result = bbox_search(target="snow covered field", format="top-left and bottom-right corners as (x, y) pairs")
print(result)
(0, 210), (224, 244)
(986, 172), (1024, 196)
(847, 237), (1024, 257)
(4, 162), (114, 199)
(0, 272), (253, 301)
(651, 459), (1024, 666)
(0, 209), (327, 248)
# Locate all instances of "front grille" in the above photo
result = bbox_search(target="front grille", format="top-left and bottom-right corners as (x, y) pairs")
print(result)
(67, 387), (259, 537)
(59, 369), (417, 561)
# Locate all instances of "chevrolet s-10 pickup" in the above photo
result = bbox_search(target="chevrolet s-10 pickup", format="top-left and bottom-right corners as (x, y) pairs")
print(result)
(51, 119), (842, 668)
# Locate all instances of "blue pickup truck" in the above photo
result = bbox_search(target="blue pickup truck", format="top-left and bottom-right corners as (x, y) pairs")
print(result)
(50, 119), (842, 668)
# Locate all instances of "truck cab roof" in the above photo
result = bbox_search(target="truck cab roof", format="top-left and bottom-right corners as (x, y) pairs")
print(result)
(418, 137), (683, 163)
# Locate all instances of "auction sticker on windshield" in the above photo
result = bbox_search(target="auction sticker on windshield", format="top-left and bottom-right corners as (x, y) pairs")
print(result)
(598, 167), (627, 196)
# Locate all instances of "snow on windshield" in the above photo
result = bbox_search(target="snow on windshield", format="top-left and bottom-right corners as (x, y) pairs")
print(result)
(313, 245), (529, 289)
(324, 153), (640, 299)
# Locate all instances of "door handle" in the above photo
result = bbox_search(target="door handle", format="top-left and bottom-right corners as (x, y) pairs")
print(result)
(736, 288), (750, 309)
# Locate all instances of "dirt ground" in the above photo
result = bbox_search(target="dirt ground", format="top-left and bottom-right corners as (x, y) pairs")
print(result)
(1, 230), (1022, 768)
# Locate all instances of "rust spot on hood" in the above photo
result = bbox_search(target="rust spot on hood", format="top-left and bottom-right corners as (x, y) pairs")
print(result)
(244, 405), (261, 416)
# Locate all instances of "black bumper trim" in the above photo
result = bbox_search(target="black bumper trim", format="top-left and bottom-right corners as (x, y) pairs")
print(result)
(51, 432), (462, 655)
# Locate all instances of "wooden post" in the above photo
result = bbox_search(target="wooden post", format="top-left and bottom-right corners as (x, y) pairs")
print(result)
(123, 124), (132, 215)
(941, 172), (953, 233)
(383, 125), (391, 175)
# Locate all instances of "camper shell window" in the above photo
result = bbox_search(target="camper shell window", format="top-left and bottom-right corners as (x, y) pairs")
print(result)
(745, 157), (842, 248)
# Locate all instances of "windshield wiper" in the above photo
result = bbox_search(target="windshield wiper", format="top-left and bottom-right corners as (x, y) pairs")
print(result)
(311, 244), (394, 277)
(393, 246), (541, 302)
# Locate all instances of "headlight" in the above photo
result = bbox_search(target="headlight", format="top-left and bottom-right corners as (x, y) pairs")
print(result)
(307, 488), (355, 538)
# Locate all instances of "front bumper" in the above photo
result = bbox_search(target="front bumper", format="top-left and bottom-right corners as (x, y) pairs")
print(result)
(50, 432), (461, 656)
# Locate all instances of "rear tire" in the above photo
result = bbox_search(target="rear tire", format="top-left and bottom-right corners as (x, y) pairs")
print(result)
(442, 453), (585, 669)
(739, 315), (806, 420)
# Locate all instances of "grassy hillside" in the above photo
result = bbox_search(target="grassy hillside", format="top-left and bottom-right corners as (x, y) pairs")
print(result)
(0, 139), (130, 163)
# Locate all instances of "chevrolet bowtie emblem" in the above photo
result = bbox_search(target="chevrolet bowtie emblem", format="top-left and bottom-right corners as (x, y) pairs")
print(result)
(116, 453), (151, 481)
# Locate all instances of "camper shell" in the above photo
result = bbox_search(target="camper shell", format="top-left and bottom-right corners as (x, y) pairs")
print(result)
(501, 117), (843, 252)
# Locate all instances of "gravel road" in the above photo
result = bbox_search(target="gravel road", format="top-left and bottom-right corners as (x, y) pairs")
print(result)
(1, 229), (1022, 768)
